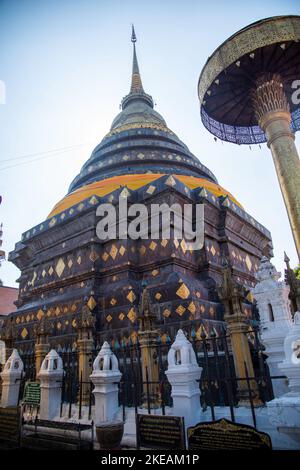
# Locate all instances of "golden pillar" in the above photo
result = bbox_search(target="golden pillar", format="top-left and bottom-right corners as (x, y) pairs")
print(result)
(218, 262), (261, 406)
(138, 287), (160, 408)
(76, 304), (95, 405)
(34, 310), (51, 376)
(252, 74), (300, 260)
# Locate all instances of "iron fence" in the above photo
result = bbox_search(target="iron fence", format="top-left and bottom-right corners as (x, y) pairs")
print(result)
(11, 326), (287, 429)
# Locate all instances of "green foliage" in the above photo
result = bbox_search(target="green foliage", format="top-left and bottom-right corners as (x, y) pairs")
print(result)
(294, 264), (300, 280)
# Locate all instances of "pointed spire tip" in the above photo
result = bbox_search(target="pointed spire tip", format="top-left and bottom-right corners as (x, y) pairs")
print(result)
(131, 24), (137, 43)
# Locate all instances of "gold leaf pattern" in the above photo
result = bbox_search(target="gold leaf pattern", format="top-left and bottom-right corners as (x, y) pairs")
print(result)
(176, 305), (186, 316)
(176, 283), (190, 299)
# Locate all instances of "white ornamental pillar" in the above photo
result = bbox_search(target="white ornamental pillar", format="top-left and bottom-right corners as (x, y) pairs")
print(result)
(253, 256), (292, 396)
(279, 312), (300, 396)
(267, 312), (300, 430)
(38, 349), (63, 420)
(165, 330), (202, 430)
(0, 349), (24, 407)
(90, 342), (122, 424)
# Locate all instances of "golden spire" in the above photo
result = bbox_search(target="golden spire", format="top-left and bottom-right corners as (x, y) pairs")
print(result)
(130, 25), (144, 93)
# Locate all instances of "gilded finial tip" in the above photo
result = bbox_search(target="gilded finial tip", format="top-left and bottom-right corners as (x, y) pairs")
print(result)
(131, 24), (137, 43)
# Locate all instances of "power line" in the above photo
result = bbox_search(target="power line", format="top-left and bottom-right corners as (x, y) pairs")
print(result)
(0, 142), (90, 163)
(0, 142), (93, 172)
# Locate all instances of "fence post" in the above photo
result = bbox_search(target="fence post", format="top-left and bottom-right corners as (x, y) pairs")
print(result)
(0, 349), (24, 407)
(38, 349), (64, 420)
(165, 330), (202, 431)
(90, 342), (122, 424)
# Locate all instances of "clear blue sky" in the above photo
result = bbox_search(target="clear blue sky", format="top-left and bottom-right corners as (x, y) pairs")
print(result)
(0, 0), (299, 287)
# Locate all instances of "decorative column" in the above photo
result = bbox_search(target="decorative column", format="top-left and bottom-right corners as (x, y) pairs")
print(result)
(34, 307), (51, 375)
(38, 349), (64, 420)
(0, 349), (24, 407)
(137, 286), (160, 408)
(90, 341), (122, 423)
(252, 74), (300, 260)
(0, 317), (17, 362)
(76, 302), (95, 405)
(267, 312), (300, 430)
(218, 261), (261, 406)
(165, 330), (202, 430)
(253, 256), (292, 396)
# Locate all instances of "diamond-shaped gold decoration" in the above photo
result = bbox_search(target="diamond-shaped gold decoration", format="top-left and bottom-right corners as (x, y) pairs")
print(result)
(120, 187), (130, 198)
(42, 269), (46, 278)
(26, 314), (30, 322)
(119, 312), (125, 321)
(163, 309), (171, 318)
(71, 304), (77, 312)
(21, 328), (28, 339)
(102, 252), (109, 262)
(78, 203), (84, 211)
(55, 306), (60, 316)
(106, 315), (112, 323)
(200, 304), (205, 313)
(49, 217), (57, 227)
(176, 283), (190, 299)
(245, 255), (252, 271)
(149, 241), (157, 251)
(199, 188), (208, 198)
(152, 269), (159, 277)
(165, 175), (176, 187)
(119, 246), (126, 256)
(123, 154), (129, 161)
(232, 250), (236, 258)
(180, 239), (187, 254)
(176, 305), (186, 316)
(55, 258), (65, 278)
(209, 306), (215, 315)
(110, 244), (118, 260)
(68, 259), (73, 269)
(69, 208), (74, 215)
(37, 309), (44, 321)
(72, 319), (77, 328)
(146, 185), (156, 195)
(188, 302), (196, 314)
(210, 245), (216, 256)
(16, 317), (20, 324)
(161, 239), (168, 247)
(110, 298), (117, 306)
(57, 321), (62, 330)
(89, 196), (98, 205)
(196, 291), (201, 298)
(139, 245), (146, 256)
(48, 266), (54, 276)
(174, 239), (179, 249)
(89, 251), (99, 262)
(155, 292), (162, 300)
(127, 308), (136, 323)
(87, 296), (97, 310)
(127, 291), (136, 303)
(77, 255), (82, 265)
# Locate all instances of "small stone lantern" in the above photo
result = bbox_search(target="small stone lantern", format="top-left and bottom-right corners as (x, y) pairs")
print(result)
(0, 349), (24, 407)
(166, 330), (202, 429)
(38, 349), (64, 420)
